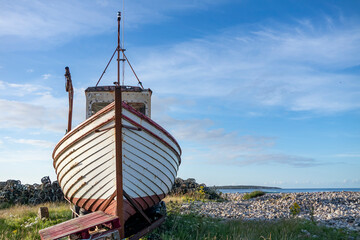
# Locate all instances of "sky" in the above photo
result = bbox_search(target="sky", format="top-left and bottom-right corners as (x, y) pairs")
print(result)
(0, 0), (359, 188)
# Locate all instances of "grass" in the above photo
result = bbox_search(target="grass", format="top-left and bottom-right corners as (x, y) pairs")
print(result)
(0, 202), (71, 240)
(0, 202), (12, 210)
(147, 213), (358, 239)
(243, 191), (266, 200)
(0, 199), (358, 240)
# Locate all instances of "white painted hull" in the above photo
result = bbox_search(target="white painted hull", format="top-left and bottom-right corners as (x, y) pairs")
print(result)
(53, 102), (181, 220)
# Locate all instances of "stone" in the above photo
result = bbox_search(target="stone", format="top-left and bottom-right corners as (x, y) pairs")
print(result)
(173, 190), (360, 232)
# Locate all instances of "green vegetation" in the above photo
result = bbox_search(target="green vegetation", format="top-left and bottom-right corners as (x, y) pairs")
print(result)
(0, 203), (71, 240)
(290, 202), (301, 217)
(0, 202), (12, 210)
(243, 190), (266, 200)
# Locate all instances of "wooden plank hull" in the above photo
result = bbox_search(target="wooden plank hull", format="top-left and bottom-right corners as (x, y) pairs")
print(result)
(53, 102), (181, 221)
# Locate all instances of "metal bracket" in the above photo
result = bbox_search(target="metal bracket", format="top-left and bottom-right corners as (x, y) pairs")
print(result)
(95, 126), (115, 132)
(95, 124), (141, 133)
(122, 124), (141, 131)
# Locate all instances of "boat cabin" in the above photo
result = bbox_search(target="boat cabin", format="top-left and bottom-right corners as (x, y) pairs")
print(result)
(85, 86), (152, 119)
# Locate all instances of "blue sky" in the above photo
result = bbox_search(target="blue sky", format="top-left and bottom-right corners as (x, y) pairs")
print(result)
(0, 0), (359, 188)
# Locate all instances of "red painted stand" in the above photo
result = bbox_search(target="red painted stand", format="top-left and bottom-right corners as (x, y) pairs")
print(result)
(39, 211), (120, 240)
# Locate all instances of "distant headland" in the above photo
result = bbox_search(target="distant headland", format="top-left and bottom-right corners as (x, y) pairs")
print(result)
(214, 185), (281, 190)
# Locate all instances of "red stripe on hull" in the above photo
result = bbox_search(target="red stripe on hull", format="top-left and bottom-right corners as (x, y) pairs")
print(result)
(122, 114), (181, 163)
(122, 103), (181, 155)
(53, 101), (181, 165)
(73, 194), (165, 221)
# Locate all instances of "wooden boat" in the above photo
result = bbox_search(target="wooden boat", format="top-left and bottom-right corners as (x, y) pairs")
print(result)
(52, 12), (181, 237)
(53, 86), (181, 218)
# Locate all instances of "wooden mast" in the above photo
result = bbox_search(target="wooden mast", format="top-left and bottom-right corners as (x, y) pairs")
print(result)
(115, 11), (125, 238)
(64, 66), (73, 132)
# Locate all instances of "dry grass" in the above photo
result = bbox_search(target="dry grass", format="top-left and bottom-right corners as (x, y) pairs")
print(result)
(0, 202), (71, 240)
(0, 202), (69, 219)
(162, 195), (185, 204)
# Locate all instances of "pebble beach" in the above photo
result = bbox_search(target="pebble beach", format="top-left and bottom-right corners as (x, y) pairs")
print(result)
(179, 191), (360, 232)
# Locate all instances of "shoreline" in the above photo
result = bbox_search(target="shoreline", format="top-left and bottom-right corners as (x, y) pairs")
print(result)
(218, 188), (360, 194)
(178, 191), (360, 232)
(214, 185), (281, 190)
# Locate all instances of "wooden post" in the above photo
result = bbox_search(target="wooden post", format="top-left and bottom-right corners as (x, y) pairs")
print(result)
(116, 12), (124, 238)
(115, 86), (124, 238)
(64, 66), (73, 132)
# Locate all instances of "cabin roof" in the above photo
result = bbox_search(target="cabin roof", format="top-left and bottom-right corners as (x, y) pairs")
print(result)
(85, 85), (152, 93)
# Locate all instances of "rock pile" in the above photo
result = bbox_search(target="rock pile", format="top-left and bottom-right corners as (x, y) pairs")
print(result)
(179, 192), (360, 231)
(0, 176), (65, 206)
(171, 178), (205, 194)
(170, 178), (221, 200)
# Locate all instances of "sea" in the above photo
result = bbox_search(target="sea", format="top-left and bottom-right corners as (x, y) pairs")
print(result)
(218, 188), (360, 194)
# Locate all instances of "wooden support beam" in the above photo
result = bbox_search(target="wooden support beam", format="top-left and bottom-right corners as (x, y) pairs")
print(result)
(100, 190), (117, 212)
(123, 190), (151, 224)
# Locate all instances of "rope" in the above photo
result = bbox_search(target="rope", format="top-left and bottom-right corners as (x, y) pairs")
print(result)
(95, 48), (117, 87)
(95, 7), (145, 89)
(123, 52), (144, 89)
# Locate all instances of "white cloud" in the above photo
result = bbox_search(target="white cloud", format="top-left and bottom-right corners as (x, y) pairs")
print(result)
(0, 80), (85, 133)
(26, 69), (34, 73)
(8, 138), (54, 148)
(175, 119), (319, 167)
(0, 99), (48, 128)
(0, 148), (51, 163)
(231, 154), (318, 167)
(152, 96), (318, 168)
(0, 1), (110, 39)
(0, 0), (227, 48)
(42, 74), (51, 80)
(0, 80), (50, 97)
(134, 18), (360, 114)
(332, 153), (360, 158)
(0, 81), (86, 171)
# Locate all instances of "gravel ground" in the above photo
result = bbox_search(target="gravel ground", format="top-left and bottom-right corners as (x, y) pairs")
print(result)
(178, 191), (360, 231)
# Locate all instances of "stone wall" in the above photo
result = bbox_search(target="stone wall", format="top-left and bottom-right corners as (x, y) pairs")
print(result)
(0, 176), (65, 205)
(171, 178), (205, 194)
(170, 177), (221, 200)
(0, 176), (220, 206)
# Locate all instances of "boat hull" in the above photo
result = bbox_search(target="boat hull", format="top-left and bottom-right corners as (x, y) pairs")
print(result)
(53, 102), (181, 221)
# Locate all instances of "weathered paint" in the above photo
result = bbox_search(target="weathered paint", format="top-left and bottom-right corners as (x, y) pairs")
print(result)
(85, 86), (152, 119)
(53, 101), (181, 222)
